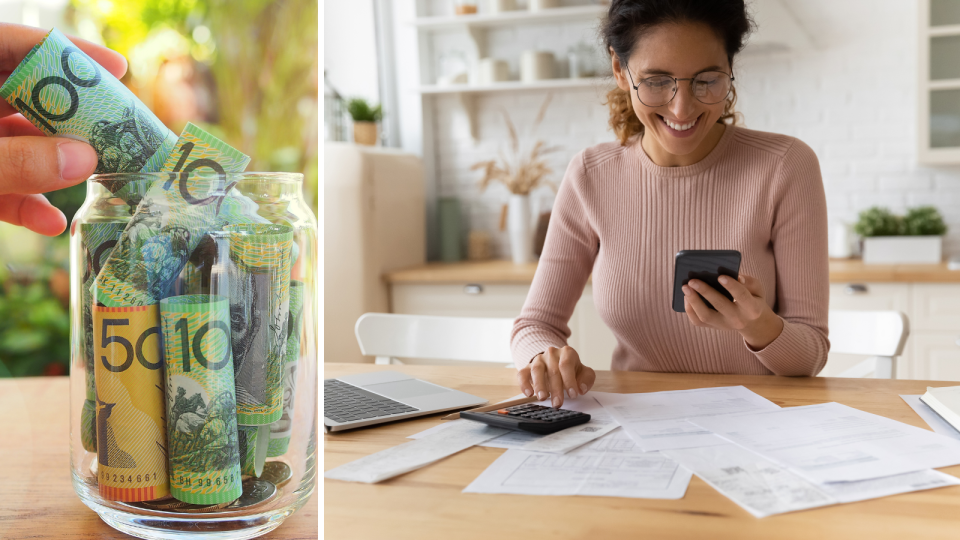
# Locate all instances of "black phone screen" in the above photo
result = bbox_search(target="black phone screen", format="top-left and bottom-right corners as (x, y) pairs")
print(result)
(672, 250), (742, 313)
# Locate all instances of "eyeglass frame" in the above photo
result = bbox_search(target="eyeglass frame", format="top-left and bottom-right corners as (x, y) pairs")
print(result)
(624, 67), (736, 107)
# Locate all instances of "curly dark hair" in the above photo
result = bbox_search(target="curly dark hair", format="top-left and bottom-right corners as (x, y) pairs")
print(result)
(600, 0), (754, 145)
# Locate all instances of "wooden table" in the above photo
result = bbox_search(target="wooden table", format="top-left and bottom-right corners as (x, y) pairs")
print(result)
(324, 363), (960, 540)
(0, 376), (317, 540)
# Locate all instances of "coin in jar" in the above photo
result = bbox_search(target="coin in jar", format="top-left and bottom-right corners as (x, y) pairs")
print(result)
(175, 500), (237, 514)
(228, 479), (277, 510)
(260, 461), (292, 488)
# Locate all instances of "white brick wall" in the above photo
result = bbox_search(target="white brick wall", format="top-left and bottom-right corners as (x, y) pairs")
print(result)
(425, 0), (960, 259)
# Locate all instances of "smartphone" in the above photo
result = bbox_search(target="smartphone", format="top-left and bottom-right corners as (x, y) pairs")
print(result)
(672, 250), (742, 313)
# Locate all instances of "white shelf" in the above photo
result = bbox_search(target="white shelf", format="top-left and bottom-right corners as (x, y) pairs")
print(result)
(419, 77), (611, 95)
(928, 78), (960, 91)
(410, 5), (606, 30)
(929, 24), (960, 37)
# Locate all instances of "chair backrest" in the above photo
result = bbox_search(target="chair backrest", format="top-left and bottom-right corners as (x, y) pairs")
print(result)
(828, 310), (909, 357)
(354, 313), (515, 364)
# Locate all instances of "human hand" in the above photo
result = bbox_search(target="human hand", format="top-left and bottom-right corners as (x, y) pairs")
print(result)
(682, 272), (784, 350)
(0, 24), (128, 236)
(516, 345), (596, 408)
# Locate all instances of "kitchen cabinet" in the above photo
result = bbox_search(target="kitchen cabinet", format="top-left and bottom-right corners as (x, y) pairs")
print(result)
(918, 0), (960, 163)
(387, 261), (960, 379)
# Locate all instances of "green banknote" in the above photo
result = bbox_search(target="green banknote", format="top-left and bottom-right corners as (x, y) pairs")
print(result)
(226, 224), (294, 427)
(267, 280), (304, 457)
(94, 124), (263, 308)
(79, 221), (128, 452)
(0, 28), (178, 173)
(161, 295), (243, 505)
(238, 425), (259, 477)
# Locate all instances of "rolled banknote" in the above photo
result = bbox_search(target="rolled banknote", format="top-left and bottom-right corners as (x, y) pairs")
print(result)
(161, 295), (243, 505)
(238, 425), (259, 477)
(0, 28), (178, 173)
(94, 123), (259, 308)
(267, 280), (304, 457)
(93, 304), (168, 502)
(79, 221), (128, 452)
(226, 223), (294, 427)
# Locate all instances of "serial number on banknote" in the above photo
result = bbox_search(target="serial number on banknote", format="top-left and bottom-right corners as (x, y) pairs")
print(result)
(100, 471), (161, 484)
(173, 473), (240, 489)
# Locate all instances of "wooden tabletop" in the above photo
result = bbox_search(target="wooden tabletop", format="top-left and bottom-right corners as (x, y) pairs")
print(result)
(384, 259), (960, 284)
(0, 376), (317, 540)
(324, 363), (960, 540)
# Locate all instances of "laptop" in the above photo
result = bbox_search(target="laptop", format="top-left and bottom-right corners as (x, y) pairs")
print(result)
(324, 370), (487, 432)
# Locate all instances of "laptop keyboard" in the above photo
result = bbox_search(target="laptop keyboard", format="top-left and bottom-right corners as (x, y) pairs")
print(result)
(324, 379), (419, 424)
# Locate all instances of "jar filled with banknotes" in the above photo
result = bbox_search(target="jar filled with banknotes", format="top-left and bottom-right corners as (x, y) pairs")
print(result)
(68, 171), (318, 538)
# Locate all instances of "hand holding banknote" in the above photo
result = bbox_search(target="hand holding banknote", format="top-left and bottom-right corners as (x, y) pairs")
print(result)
(0, 23), (127, 235)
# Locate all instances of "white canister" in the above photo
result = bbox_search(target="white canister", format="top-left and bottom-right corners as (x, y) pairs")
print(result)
(520, 50), (554, 83)
(528, 0), (559, 11)
(485, 0), (516, 13)
(477, 58), (509, 85)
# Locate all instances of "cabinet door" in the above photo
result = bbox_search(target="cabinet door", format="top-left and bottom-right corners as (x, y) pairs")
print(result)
(572, 285), (618, 372)
(911, 284), (960, 331)
(825, 283), (911, 378)
(910, 332), (960, 381)
(390, 283), (529, 317)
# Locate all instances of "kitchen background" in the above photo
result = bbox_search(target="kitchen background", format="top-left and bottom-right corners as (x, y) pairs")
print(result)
(325, 0), (960, 380)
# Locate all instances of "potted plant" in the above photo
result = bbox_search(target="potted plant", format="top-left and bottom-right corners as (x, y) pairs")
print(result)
(854, 206), (947, 264)
(346, 97), (382, 146)
(472, 96), (558, 264)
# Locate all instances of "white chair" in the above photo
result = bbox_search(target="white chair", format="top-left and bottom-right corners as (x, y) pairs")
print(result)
(829, 310), (910, 379)
(354, 313), (516, 367)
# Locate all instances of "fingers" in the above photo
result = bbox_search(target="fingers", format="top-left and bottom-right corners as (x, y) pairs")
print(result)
(546, 348), (566, 408)
(739, 273), (765, 298)
(557, 346), (581, 400)
(687, 279), (737, 320)
(683, 294), (705, 327)
(516, 364), (534, 398)
(529, 354), (550, 401)
(578, 365), (597, 395)
(683, 284), (722, 326)
(0, 23), (128, 118)
(0, 193), (67, 235)
(0, 137), (97, 195)
(717, 274), (753, 304)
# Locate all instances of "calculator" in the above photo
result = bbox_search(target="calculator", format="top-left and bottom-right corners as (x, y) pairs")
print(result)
(461, 403), (591, 435)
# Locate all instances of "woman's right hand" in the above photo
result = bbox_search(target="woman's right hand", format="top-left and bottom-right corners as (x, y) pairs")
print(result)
(517, 345), (596, 408)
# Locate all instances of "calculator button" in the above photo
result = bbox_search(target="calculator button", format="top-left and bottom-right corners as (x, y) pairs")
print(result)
(497, 409), (509, 414)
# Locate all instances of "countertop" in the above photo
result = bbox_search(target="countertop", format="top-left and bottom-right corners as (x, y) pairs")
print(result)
(0, 376), (317, 540)
(384, 259), (960, 284)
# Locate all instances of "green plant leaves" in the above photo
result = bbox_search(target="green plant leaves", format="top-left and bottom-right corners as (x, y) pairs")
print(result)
(854, 206), (948, 237)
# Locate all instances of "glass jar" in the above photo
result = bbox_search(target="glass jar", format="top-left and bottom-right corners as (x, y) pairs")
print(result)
(69, 172), (317, 539)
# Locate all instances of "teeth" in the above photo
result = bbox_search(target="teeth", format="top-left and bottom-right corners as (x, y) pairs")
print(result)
(663, 117), (696, 131)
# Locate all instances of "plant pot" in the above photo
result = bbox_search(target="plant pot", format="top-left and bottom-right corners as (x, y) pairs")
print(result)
(353, 121), (378, 145)
(508, 194), (533, 264)
(862, 235), (942, 264)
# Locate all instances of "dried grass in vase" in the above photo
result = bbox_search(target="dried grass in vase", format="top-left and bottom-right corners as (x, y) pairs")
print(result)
(472, 95), (560, 196)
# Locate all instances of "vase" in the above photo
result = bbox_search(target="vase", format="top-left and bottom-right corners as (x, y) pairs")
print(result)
(353, 121), (378, 145)
(508, 194), (533, 264)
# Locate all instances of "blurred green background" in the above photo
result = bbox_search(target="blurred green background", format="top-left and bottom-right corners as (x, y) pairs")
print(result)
(0, 0), (318, 377)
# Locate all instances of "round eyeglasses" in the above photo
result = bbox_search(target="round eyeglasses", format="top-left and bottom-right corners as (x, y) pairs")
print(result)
(625, 69), (735, 107)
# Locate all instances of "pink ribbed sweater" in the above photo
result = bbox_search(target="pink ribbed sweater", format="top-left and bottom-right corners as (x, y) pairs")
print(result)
(511, 125), (830, 376)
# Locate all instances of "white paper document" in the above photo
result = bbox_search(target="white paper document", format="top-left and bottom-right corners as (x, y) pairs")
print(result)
(691, 402), (960, 483)
(464, 430), (692, 499)
(593, 386), (780, 451)
(900, 394), (960, 441)
(663, 443), (960, 518)
(324, 420), (509, 483)
(409, 394), (619, 453)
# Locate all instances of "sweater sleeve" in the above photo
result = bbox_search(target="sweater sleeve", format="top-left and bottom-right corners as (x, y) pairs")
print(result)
(746, 139), (831, 376)
(511, 151), (599, 368)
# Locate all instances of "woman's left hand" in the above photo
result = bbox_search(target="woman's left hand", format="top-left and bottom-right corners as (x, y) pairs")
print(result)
(682, 273), (784, 350)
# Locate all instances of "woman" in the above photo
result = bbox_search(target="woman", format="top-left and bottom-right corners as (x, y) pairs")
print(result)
(513, 0), (829, 408)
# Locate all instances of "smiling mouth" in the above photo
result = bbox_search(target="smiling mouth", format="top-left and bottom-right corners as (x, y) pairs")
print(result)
(659, 114), (700, 132)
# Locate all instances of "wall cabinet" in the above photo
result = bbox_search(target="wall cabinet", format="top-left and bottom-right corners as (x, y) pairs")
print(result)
(391, 280), (960, 380)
